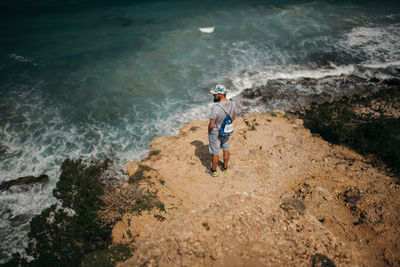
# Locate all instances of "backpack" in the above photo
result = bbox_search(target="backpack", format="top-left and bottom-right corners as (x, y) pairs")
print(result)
(217, 103), (234, 137)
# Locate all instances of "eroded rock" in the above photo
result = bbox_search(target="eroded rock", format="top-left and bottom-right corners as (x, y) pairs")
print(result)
(0, 175), (49, 192)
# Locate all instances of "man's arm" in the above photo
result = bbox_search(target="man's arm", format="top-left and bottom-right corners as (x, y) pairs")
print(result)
(208, 119), (216, 134)
(232, 112), (236, 121)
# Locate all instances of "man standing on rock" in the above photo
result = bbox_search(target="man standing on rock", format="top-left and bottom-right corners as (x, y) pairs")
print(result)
(208, 84), (236, 177)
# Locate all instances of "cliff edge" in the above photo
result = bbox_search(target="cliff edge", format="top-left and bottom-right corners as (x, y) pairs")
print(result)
(113, 111), (400, 266)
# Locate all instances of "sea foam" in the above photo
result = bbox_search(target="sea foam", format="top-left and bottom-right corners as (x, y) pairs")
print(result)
(199, 27), (215, 33)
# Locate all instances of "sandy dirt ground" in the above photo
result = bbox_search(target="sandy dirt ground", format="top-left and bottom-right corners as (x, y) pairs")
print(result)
(113, 111), (400, 266)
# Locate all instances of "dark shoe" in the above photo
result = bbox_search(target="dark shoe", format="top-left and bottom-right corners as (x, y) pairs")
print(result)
(218, 161), (228, 173)
(208, 168), (218, 177)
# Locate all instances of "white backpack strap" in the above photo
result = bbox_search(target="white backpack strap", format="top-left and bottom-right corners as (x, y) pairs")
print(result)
(216, 104), (228, 115)
(217, 102), (233, 116)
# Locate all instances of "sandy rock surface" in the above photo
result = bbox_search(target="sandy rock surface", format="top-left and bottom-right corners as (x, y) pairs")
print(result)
(114, 112), (400, 266)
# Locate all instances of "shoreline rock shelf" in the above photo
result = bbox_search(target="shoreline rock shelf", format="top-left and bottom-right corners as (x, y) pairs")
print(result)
(115, 110), (400, 266)
(0, 174), (49, 192)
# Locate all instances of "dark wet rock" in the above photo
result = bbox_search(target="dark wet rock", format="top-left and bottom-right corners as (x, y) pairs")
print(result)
(345, 74), (368, 84)
(369, 77), (380, 83)
(383, 78), (400, 86)
(241, 101), (251, 107)
(236, 71), (400, 118)
(241, 88), (261, 99)
(0, 174), (49, 192)
(10, 214), (30, 227)
(312, 253), (336, 267)
(298, 77), (320, 87)
(235, 74), (374, 115)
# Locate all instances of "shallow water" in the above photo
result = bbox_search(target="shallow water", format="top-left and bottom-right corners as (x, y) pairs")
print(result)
(1, 0), (400, 261)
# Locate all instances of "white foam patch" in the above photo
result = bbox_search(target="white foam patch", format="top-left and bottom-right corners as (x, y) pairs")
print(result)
(362, 60), (400, 69)
(215, 62), (359, 102)
(340, 24), (400, 64)
(199, 27), (214, 33)
(236, 65), (354, 89)
(8, 54), (33, 62)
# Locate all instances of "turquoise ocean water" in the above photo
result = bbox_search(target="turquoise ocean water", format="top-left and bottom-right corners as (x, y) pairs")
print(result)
(1, 0), (400, 261)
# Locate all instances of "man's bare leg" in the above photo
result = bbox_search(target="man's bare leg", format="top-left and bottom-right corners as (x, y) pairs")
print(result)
(211, 154), (219, 171)
(223, 150), (229, 169)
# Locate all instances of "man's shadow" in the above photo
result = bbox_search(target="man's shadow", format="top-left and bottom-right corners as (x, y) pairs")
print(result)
(190, 140), (210, 169)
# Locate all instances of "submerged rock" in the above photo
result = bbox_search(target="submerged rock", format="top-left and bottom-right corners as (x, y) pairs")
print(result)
(0, 174), (49, 192)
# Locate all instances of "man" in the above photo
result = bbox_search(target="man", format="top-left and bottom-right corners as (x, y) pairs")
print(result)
(208, 84), (236, 177)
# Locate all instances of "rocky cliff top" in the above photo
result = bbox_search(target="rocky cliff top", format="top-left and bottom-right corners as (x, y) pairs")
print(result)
(112, 111), (400, 266)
